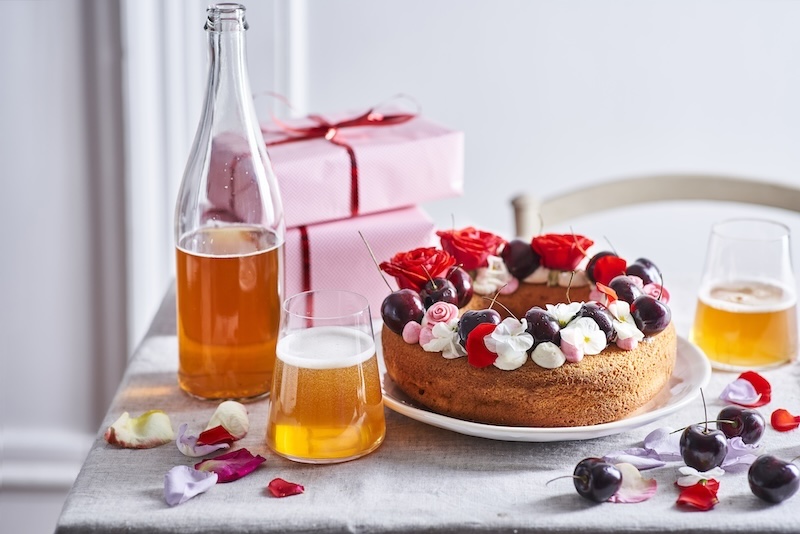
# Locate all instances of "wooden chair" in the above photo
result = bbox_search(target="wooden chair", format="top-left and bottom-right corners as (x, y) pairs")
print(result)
(512, 174), (800, 240)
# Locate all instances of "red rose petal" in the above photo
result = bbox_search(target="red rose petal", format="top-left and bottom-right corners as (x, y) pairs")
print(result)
(771, 408), (800, 432)
(595, 282), (619, 304)
(593, 256), (627, 287)
(676, 481), (719, 511)
(268, 478), (305, 498)
(196, 425), (237, 446)
(531, 234), (594, 271)
(195, 448), (266, 483)
(437, 227), (505, 271)
(733, 371), (772, 408)
(380, 247), (456, 291)
(466, 323), (498, 368)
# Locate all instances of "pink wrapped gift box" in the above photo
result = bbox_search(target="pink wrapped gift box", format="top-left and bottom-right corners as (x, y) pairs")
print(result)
(264, 111), (464, 228)
(285, 206), (435, 314)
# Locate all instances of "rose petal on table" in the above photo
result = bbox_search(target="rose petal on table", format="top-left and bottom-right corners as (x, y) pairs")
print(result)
(676, 481), (719, 511)
(268, 478), (305, 498)
(608, 463), (657, 503)
(642, 427), (682, 460)
(205, 401), (249, 440)
(771, 408), (800, 432)
(604, 449), (666, 470)
(721, 437), (762, 469)
(164, 465), (218, 506)
(676, 466), (724, 487)
(176, 423), (230, 457)
(719, 378), (760, 406)
(196, 425), (237, 446)
(723, 371), (771, 407)
(104, 410), (174, 449)
(195, 448), (266, 483)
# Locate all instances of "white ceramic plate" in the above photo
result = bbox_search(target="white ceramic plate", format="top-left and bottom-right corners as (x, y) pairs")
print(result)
(379, 336), (711, 442)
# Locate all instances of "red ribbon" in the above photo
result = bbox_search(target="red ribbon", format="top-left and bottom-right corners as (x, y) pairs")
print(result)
(264, 101), (417, 217)
(298, 225), (311, 293)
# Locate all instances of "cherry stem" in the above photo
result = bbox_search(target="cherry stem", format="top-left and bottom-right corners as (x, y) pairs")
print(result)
(566, 271), (575, 304)
(603, 235), (619, 257)
(488, 288), (501, 311)
(545, 475), (586, 486)
(570, 227), (589, 256)
(655, 265), (665, 301)
(669, 420), (737, 434)
(421, 264), (437, 288)
(701, 388), (708, 433)
(480, 295), (519, 321)
(359, 231), (393, 292)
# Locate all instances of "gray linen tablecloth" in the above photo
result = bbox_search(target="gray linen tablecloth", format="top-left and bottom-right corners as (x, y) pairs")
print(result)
(56, 285), (800, 534)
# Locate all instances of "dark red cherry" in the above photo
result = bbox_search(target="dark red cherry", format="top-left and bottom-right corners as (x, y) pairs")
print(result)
(748, 455), (800, 503)
(679, 425), (728, 471)
(380, 289), (425, 335)
(577, 302), (614, 343)
(608, 275), (644, 304)
(630, 295), (671, 335)
(573, 458), (623, 503)
(419, 278), (458, 309)
(625, 258), (661, 285)
(500, 239), (540, 280)
(717, 406), (766, 445)
(524, 307), (561, 350)
(585, 251), (617, 283)
(457, 309), (501, 347)
(446, 267), (474, 308)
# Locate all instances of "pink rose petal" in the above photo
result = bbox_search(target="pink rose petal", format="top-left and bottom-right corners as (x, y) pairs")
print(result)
(643, 427), (682, 460)
(268, 478), (305, 498)
(195, 448), (266, 483)
(719, 378), (760, 406)
(164, 465), (217, 506)
(176, 423), (230, 457)
(608, 463), (657, 503)
(402, 321), (422, 344)
(604, 449), (666, 470)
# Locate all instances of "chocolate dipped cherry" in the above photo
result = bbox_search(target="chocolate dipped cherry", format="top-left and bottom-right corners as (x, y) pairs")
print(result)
(446, 266), (474, 308)
(630, 295), (671, 335)
(457, 309), (501, 347)
(419, 278), (458, 309)
(679, 424), (728, 471)
(748, 455), (800, 503)
(500, 239), (540, 280)
(717, 406), (766, 445)
(380, 289), (425, 335)
(524, 307), (561, 350)
(573, 458), (623, 503)
(625, 258), (662, 285)
(608, 275), (644, 305)
(577, 302), (614, 343)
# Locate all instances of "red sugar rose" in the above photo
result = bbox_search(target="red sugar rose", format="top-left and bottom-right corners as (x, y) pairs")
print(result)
(531, 234), (594, 271)
(380, 247), (456, 292)
(436, 227), (505, 271)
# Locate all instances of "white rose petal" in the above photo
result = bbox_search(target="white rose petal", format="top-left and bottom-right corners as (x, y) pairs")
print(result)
(205, 400), (249, 439)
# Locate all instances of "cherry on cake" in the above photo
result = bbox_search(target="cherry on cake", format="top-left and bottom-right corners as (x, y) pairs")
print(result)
(378, 228), (676, 428)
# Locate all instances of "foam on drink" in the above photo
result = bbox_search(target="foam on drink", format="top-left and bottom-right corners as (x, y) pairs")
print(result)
(277, 327), (375, 369)
(699, 280), (797, 313)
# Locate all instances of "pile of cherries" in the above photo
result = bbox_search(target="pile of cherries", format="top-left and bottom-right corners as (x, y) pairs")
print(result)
(380, 266), (473, 335)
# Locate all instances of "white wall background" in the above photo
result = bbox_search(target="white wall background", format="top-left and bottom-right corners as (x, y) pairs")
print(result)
(3, 1), (800, 532)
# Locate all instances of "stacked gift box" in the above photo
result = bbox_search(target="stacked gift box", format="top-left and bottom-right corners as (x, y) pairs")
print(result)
(260, 106), (465, 313)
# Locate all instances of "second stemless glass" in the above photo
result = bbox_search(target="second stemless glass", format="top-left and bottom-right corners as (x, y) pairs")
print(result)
(691, 218), (799, 370)
(267, 290), (385, 463)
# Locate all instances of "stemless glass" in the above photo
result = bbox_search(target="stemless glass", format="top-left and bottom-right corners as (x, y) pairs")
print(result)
(691, 218), (798, 370)
(266, 290), (386, 463)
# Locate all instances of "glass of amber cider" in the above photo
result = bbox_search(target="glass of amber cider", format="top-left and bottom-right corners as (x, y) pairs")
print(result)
(691, 219), (798, 371)
(266, 290), (385, 463)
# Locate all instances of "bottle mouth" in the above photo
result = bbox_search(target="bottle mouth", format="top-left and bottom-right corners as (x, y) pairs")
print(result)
(205, 3), (248, 31)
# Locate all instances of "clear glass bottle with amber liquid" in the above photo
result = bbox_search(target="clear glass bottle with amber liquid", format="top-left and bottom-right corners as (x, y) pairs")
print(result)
(175, 3), (284, 400)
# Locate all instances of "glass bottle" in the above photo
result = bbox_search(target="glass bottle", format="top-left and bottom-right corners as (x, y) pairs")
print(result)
(175, 3), (284, 400)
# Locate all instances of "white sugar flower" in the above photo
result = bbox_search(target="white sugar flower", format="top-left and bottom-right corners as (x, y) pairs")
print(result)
(484, 318), (534, 370)
(473, 255), (514, 295)
(421, 318), (466, 359)
(546, 302), (583, 327)
(559, 317), (607, 361)
(607, 300), (645, 347)
(677, 466), (725, 487)
(530, 342), (567, 369)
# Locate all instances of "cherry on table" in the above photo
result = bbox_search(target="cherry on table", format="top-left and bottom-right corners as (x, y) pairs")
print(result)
(380, 289), (425, 335)
(608, 275), (644, 304)
(500, 239), (540, 280)
(630, 295), (671, 335)
(748, 455), (800, 503)
(446, 266), (474, 308)
(573, 458), (623, 503)
(679, 424), (728, 471)
(524, 307), (561, 350)
(457, 309), (501, 347)
(717, 406), (766, 445)
(419, 278), (458, 309)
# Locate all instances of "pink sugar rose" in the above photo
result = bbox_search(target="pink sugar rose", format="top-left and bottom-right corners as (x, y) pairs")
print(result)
(424, 302), (459, 327)
(642, 283), (670, 304)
